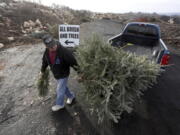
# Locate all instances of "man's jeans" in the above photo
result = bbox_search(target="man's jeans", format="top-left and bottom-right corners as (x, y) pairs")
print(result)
(56, 77), (74, 106)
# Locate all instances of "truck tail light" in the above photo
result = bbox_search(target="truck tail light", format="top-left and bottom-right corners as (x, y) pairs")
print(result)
(161, 54), (170, 65)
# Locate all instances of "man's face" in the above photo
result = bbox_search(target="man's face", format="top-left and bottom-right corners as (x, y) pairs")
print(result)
(48, 45), (57, 52)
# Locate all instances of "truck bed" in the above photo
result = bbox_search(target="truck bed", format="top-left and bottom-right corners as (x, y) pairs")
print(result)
(122, 43), (153, 57)
(109, 22), (170, 65)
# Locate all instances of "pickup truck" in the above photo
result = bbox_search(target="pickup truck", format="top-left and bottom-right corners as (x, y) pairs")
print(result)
(108, 22), (170, 66)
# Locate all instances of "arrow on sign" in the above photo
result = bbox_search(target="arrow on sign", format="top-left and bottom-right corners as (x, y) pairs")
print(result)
(65, 40), (74, 45)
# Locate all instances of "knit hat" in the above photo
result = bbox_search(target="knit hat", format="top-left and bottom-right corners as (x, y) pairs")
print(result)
(42, 35), (56, 48)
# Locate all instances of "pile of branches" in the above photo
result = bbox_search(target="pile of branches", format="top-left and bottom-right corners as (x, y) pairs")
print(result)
(75, 35), (160, 123)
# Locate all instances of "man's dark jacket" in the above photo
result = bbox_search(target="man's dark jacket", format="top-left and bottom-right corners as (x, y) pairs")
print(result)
(41, 42), (78, 79)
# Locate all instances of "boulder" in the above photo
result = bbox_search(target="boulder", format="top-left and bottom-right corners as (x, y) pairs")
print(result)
(28, 20), (35, 27)
(168, 18), (174, 24)
(0, 43), (4, 49)
(7, 37), (14, 41)
(0, 2), (7, 8)
(35, 19), (42, 27)
(24, 20), (36, 28)
(0, 23), (4, 26)
(4, 17), (11, 27)
(23, 21), (30, 28)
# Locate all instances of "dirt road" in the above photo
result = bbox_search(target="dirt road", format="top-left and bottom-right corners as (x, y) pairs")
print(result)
(0, 20), (180, 135)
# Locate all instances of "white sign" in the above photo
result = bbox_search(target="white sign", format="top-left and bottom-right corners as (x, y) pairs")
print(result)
(59, 24), (80, 47)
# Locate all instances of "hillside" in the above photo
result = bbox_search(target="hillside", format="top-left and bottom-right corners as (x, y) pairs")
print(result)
(0, 0), (93, 47)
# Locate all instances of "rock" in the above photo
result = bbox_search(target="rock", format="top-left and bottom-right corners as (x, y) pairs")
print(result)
(22, 29), (27, 34)
(0, 43), (4, 49)
(34, 29), (41, 33)
(25, 29), (30, 33)
(7, 37), (14, 41)
(23, 34), (28, 37)
(0, 23), (4, 26)
(23, 19), (44, 34)
(4, 17), (11, 27)
(35, 19), (42, 27)
(168, 18), (174, 24)
(29, 20), (35, 27)
(23, 21), (30, 28)
(0, 2), (7, 8)
(30, 100), (34, 106)
(23, 101), (27, 105)
(24, 20), (35, 28)
(9, 3), (17, 7)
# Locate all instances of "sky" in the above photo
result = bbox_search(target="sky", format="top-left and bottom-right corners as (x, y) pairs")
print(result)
(28, 0), (180, 13)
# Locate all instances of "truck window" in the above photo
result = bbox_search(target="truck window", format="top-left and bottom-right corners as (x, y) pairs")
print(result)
(125, 25), (158, 37)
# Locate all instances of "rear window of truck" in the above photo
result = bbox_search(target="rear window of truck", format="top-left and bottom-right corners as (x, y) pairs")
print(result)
(125, 25), (158, 37)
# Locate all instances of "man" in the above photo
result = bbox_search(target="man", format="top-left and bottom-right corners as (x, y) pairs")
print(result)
(41, 35), (78, 111)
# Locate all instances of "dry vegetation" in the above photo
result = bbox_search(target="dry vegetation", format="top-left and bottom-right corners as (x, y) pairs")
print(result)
(0, 0), (93, 47)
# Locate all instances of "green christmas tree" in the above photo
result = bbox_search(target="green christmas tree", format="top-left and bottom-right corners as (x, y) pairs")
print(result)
(75, 35), (160, 124)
